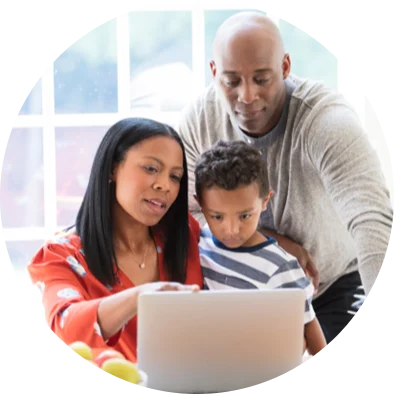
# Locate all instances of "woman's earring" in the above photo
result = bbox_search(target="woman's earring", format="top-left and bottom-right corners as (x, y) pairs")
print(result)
(109, 179), (112, 184)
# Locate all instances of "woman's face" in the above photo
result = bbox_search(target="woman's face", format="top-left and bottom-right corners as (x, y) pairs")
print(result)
(112, 136), (184, 227)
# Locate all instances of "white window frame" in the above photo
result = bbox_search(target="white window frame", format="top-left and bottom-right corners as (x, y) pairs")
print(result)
(4, 4), (348, 244)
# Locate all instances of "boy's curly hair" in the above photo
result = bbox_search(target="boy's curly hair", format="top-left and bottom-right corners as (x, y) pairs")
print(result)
(195, 140), (269, 200)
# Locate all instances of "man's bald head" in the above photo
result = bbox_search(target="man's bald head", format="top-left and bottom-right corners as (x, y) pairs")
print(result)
(212, 12), (285, 64)
(209, 12), (291, 137)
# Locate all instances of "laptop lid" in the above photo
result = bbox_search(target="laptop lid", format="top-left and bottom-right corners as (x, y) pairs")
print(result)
(137, 288), (304, 393)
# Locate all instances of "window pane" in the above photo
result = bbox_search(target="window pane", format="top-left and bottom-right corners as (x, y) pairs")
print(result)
(0, 128), (44, 227)
(5, 240), (45, 323)
(205, 9), (263, 86)
(54, 19), (118, 114)
(56, 126), (108, 227)
(7, 240), (44, 279)
(280, 19), (337, 90)
(129, 11), (192, 112)
(19, 79), (42, 115)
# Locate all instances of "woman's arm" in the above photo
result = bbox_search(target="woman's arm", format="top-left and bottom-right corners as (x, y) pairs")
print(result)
(97, 282), (199, 340)
(29, 245), (124, 347)
(97, 287), (138, 341)
(29, 242), (199, 346)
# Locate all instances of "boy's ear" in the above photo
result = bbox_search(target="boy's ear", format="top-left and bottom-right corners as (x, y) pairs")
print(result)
(262, 189), (274, 211)
(193, 194), (201, 207)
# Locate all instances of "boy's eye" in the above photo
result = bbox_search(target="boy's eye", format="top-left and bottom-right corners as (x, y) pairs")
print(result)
(211, 215), (223, 221)
(240, 214), (251, 220)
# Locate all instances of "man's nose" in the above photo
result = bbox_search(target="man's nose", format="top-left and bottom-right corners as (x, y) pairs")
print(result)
(237, 83), (259, 104)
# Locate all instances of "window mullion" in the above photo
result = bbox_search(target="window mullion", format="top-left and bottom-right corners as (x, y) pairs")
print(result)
(117, 13), (131, 117)
(41, 64), (57, 238)
(192, 6), (206, 96)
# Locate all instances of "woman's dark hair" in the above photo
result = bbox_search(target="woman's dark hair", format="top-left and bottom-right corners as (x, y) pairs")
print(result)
(195, 140), (269, 200)
(75, 117), (189, 286)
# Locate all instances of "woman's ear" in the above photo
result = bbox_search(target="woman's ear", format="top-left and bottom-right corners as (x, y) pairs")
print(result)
(110, 164), (118, 183)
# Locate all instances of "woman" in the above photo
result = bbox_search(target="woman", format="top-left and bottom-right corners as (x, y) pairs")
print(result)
(28, 118), (203, 362)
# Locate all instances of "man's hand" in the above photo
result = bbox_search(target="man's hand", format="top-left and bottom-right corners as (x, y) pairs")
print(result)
(282, 240), (320, 292)
(262, 230), (320, 292)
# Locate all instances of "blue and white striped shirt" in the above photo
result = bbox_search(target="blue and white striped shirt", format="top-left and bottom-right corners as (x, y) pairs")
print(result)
(199, 227), (316, 324)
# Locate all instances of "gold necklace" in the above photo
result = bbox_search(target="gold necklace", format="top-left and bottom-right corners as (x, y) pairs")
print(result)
(138, 240), (150, 269)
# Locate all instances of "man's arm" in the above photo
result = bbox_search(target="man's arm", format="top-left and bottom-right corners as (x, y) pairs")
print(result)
(176, 102), (207, 226)
(307, 104), (393, 294)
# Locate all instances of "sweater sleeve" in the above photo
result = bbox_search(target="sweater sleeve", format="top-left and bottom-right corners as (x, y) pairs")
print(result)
(306, 103), (393, 294)
(176, 100), (207, 226)
(27, 242), (122, 347)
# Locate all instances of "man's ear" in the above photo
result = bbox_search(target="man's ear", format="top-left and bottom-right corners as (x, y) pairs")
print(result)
(262, 189), (274, 211)
(282, 53), (291, 80)
(209, 61), (217, 79)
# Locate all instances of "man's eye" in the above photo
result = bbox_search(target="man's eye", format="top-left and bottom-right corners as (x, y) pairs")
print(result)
(255, 78), (269, 85)
(225, 81), (238, 87)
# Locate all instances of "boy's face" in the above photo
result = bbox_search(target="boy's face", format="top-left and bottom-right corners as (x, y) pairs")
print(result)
(198, 182), (272, 249)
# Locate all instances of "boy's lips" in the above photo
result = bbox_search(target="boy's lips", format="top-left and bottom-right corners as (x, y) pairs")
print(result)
(222, 238), (243, 246)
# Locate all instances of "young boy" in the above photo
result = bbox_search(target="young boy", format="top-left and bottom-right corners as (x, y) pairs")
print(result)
(194, 140), (326, 355)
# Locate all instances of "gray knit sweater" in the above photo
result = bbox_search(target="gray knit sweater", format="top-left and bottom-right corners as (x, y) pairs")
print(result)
(177, 76), (393, 296)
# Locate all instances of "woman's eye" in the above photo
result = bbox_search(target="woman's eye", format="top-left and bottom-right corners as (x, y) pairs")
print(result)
(171, 174), (182, 183)
(144, 166), (158, 173)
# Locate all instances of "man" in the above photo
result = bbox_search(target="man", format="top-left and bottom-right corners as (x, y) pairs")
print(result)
(177, 11), (393, 343)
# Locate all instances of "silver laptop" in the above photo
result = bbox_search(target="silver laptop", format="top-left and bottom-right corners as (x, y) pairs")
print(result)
(137, 288), (305, 393)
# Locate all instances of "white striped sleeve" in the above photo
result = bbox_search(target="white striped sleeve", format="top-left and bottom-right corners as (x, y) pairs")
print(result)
(266, 258), (316, 324)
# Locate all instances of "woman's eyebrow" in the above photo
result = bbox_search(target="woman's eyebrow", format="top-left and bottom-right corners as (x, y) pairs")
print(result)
(143, 156), (183, 171)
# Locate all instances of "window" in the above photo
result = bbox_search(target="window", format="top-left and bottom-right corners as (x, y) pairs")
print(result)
(1, 128), (44, 228)
(129, 11), (193, 112)
(1, 7), (339, 280)
(54, 19), (118, 114)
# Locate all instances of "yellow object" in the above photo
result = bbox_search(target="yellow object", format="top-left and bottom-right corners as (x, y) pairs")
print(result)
(69, 341), (93, 361)
(101, 358), (141, 384)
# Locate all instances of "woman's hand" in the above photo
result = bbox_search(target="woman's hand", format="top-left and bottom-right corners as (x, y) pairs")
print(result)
(98, 281), (199, 341)
(135, 281), (200, 296)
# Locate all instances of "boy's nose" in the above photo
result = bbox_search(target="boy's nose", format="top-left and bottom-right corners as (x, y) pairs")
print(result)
(226, 221), (240, 235)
